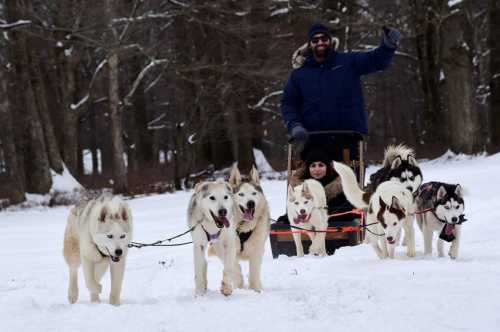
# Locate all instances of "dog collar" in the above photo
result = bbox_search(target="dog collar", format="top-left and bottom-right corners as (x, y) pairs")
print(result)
(95, 245), (108, 258)
(201, 225), (221, 242)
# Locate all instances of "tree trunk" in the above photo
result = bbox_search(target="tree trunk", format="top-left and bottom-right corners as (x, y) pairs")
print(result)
(29, 47), (64, 174)
(0, 62), (25, 203)
(108, 51), (128, 193)
(440, 6), (479, 153)
(489, 0), (500, 152)
(410, 0), (446, 145)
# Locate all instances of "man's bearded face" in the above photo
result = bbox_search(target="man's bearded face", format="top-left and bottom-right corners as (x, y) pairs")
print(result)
(310, 33), (331, 58)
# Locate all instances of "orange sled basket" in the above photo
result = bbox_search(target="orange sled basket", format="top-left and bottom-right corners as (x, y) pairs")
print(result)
(269, 131), (366, 258)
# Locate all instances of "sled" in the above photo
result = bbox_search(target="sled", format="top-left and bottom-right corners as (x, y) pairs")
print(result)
(269, 130), (366, 258)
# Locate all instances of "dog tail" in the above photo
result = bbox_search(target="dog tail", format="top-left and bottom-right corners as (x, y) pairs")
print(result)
(383, 144), (415, 167)
(332, 161), (370, 209)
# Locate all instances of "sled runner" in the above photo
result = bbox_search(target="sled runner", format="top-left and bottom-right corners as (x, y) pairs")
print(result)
(270, 131), (366, 258)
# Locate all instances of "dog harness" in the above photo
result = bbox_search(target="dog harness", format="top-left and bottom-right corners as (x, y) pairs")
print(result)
(237, 230), (253, 251)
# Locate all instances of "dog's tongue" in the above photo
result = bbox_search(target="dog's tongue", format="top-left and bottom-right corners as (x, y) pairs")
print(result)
(444, 224), (455, 236)
(243, 210), (253, 221)
(294, 214), (307, 224)
(219, 216), (230, 228)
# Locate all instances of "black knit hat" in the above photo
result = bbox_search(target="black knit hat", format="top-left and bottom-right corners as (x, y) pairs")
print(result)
(308, 23), (331, 41)
(304, 148), (331, 168)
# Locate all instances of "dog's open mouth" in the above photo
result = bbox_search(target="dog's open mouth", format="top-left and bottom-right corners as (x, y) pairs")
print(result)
(210, 211), (230, 228)
(110, 256), (121, 263)
(239, 205), (255, 221)
(293, 213), (309, 224)
(443, 223), (456, 236)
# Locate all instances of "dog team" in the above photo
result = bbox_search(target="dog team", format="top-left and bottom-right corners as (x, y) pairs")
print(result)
(62, 144), (466, 305)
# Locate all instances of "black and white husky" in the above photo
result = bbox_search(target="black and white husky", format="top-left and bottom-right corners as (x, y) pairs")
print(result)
(334, 161), (415, 259)
(368, 144), (423, 196)
(416, 182), (466, 259)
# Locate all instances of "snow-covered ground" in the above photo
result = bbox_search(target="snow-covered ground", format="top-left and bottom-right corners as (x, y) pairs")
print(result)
(1, 152), (500, 332)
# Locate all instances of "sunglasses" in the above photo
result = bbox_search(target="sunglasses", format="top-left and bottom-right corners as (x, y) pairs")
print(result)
(310, 35), (330, 44)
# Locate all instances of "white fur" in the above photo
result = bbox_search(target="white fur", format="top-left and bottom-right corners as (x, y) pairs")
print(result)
(286, 179), (328, 257)
(211, 165), (270, 292)
(333, 161), (415, 259)
(63, 194), (133, 306)
(187, 180), (238, 296)
(416, 185), (465, 259)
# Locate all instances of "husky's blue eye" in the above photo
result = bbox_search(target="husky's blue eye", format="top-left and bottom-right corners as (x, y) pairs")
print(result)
(107, 234), (113, 239)
(120, 234), (126, 239)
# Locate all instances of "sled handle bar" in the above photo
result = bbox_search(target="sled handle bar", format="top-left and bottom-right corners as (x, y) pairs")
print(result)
(287, 130), (365, 143)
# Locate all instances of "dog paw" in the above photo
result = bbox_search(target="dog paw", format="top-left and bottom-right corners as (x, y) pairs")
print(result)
(249, 283), (262, 293)
(220, 281), (232, 296)
(195, 287), (207, 297)
(67, 290), (78, 304)
(90, 293), (100, 303)
(449, 251), (458, 260)
(407, 249), (416, 258)
(109, 296), (121, 306)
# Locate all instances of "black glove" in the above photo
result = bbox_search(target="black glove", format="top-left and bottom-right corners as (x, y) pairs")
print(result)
(290, 125), (308, 152)
(383, 26), (401, 49)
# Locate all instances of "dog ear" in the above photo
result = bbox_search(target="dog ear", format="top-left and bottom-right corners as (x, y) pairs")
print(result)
(437, 185), (447, 201)
(379, 196), (386, 209)
(391, 196), (402, 210)
(250, 165), (260, 185)
(302, 182), (310, 196)
(120, 203), (130, 222)
(287, 184), (295, 201)
(391, 156), (402, 169)
(454, 184), (463, 198)
(194, 181), (208, 194)
(228, 164), (241, 187)
(99, 206), (107, 223)
(408, 155), (417, 166)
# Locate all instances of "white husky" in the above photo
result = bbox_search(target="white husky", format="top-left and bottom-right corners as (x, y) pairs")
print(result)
(188, 180), (238, 296)
(333, 161), (415, 259)
(63, 194), (133, 305)
(221, 165), (270, 292)
(287, 179), (328, 257)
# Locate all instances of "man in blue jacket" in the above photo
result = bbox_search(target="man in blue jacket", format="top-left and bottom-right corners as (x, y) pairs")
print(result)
(281, 23), (401, 155)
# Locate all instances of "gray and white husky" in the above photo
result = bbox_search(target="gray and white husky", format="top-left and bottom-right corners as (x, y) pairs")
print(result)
(416, 182), (466, 259)
(334, 161), (415, 259)
(63, 194), (133, 306)
(212, 165), (270, 292)
(368, 144), (423, 196)
(188, 180), (238, 296)
(287, 179), (328, 257)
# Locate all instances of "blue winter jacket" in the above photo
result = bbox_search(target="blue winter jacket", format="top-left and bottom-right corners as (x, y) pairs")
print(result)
(281, 42), (396, 134)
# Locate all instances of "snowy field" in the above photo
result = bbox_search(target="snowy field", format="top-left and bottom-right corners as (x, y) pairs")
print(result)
(1, 152), (500, 332)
